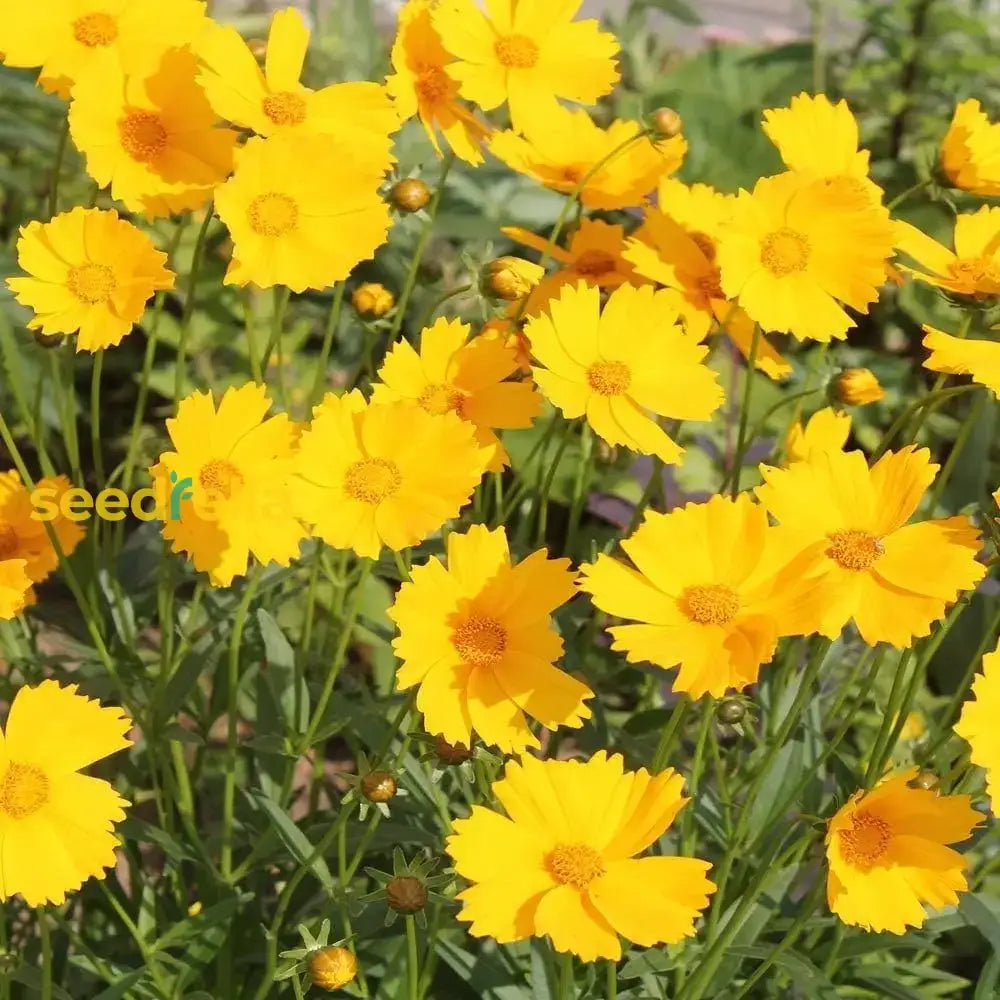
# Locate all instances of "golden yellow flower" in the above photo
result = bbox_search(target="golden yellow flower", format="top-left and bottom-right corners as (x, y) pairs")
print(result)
(785, 407), (850, 463)
(484, 256), (544, 301)
(309, 946), (358, 992)
(833, 367), (885, 405)
(353, 283), (395, 318)
(941, 99), (1000, 197)
(956, 641), (1000, 811)
(0, 559), (31, 621)
(922, 325), (1000, 396)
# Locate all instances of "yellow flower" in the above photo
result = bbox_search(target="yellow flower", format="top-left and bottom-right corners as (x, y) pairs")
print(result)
(718, 172), (896, 342)
(785, 407), (850, 463)
(7, 208), (174, 352)
(956, 642), (1000, 811)
(490, 108), (685, 211)
(756, 447), (985, 648)
(922, 326), (1000, 395)
(388, 524), (590, 753)
(484, 256), (544, 301)
(432, 0), (619, 137)
(941, 99), (1000, 197)
(353, 283), (395, 318)
(195, 7), (398, 175)
(526, 283), (723, 464)
(291, 392), (487, 559)
(371, 318), (541, 471)
(0, 680), (131, 906)
(446, 752), (715, 961)
(386, 0), (491, 166)
(215, 133), (391, 292)
(833, 367), (885, 405)
(151, 383), (306, 588)
(580, 494), (823, 698)
(68, 47), (238, 219)
(896, 207), (1000, 299)
(0, 559), (31, 620)
(309, 946), (358, 991)
(825, 769), (982, 933)
(481, 317), (532, 374)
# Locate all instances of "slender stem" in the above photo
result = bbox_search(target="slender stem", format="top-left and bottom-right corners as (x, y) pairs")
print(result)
(887, 176), (932, 211)
(416, 283), (473, 332)
(534, 420), (574, 546)
(39, 910), (52, 1000)
(174, 207), (214, 405)
(565, 424), (594, 553)
(243, 289), (264, 384)
(261, 285), (291, 382)
(871, 384), (978, 460)
(926, 390), (986, 511)
(557, 952), (574, 1000)
(47, 113), (70, 219)
(405, 916), (420, 1000)
(310, 282), (346, 407)
(606, 961), (617, 1000)
(682, 701), (713, 855)
(651, 696), (690, 772)
(89, 349), (105, 486)
(728, 325), (761, 496)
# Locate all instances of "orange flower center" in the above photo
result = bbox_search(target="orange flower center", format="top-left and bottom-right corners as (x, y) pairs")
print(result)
(760, 227), (810, 276)
(0, 523), (18, 560)
(545, 843), (605, 889)
(452, 615), (507, 665)
(826, 530), (883, 571)
(419, 383), (466, 417)
(415, 66), (450, 104)
(248, 193), (299, 236)
(67, 263), (116, 304)
(690, 231), (718, 262)
(0, 762), (49, 819)
(949, 257), (1000, 293)
(695, 268), (724, 300)
(344, 458), (401, 505)
(199, 459), (244, 500)
(561, 166), (584, 185)
(574, 250), (618, 279)
(118, 110), (169, 163)
(73, 11), (118, 47)
(586, 360), (631, 396)
(681, 584), (740, 625)
(262, 90), (308, 126)
(494, 33), (539, 68)
(839, 810), (891, 868)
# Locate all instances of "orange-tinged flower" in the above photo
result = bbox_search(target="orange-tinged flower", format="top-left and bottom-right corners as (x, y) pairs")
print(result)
(922, 325), (1000, 396)
(785, 407), (850, 463)
(941, 99), (1000, 197)
(833, 367), (885, 406)
(955, 641), (1000, 811)
(0, 557), (31, 621)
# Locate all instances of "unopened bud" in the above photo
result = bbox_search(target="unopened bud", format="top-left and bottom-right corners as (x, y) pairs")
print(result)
(833, 367), (885, 406)
(716, 698), (745, 725)
(391, 178), (432, 213)
(912, 771), (938, 791)
(309, 946), (358, 991)
(352, 282), (395, 319)
(483, 257), (544, 302)
(386, 875), (428, 914)
(361, 770), (398, 804)
(652, 107), (683, 138)
(33, 331), (63, 348)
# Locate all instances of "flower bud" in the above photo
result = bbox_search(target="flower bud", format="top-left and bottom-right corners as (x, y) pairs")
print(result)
(912, 771), (938, 791)
(309, 946), (358, 991)
(391, 178), (432, 213)
(833, 368), (885, 406)
(483, 257), (544, 302)
(433, 735), (473, 765)
(652, 107), (683, 138)
(386, 875), (428, 914)
(361, 770), (398, 804)
(352, 282), (395, 319)
(715, 698), (745, 725)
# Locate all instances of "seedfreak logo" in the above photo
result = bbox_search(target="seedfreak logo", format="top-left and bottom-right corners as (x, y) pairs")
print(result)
(169, 473), (193, 521)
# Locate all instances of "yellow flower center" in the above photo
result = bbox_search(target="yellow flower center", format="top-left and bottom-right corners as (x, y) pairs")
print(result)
(562, 166), (584, 185)
(418, 383), (465, 417)
(0, 523), (18, 560)
(760, 227), (810, 276)
(344, 458), (402, 505)
(199, 459), (244, 500)
(574, 250), (618, 279)
(73, 11), (118, 47)
(67, 263), (116, 305)
(248, 193), (299, 237)
(415, 66), (450, 104)
(690, 231), (718, 262)
(452, 615), (507, 665)
(545, 843), (605, 889)
(681, 584), (741, 625)
(0, 762), (49, 819)
(262, 91), (308, 126)
(949, 257), (1000, 293)
(695, 268), (724, 300)
(118, 110), (169, 163)
(586, 360), (631, 396)
(494, 33), (539, 68)
(839, 810), (891, 868)
(826, 530), (883, 571)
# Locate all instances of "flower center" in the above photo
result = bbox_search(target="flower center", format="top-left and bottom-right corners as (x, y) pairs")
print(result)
(451, 615), (507, 665)
(73, 11), (118, 47)
(0, 523), (18, 560)
(695, 268), (724, 300)
(760, 227), (810, 276)
(561, 166), (584, 185)
(118, 110), (168, 162)
(586, 360), (631, 396)
(826, 530), (883, 571)
(949, 257), (1000, 293)
(418, 383), (465, 417)
(262, 90), (308, 126)
(690, 231), (717, 262)
(344, 458), (402, 505)
(574, 250), (617, 279)
(248, 193), (299, 237)
(545, 843), (605, 889)
(839, 810), (892, 868)
(494, 33), (539, 68)
(681, 584), (741, 625)
(68, 263), (116, 305)
(415, 66), (450, 103)
(0, 762), (49, 819)
(198, 459), (244, 500)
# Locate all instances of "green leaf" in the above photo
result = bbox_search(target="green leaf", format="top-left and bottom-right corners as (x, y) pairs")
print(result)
(91, 970), (148, 999)
(726, 945), (838, 997)
(961, 893), (1000, 953)
(251, 792), (335, 892)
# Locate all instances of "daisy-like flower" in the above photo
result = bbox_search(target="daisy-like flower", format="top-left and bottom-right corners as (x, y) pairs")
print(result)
(69, 47), (238, 219)
(432, 0), (619, 137)
(826, 769), (982, 933)
(755, 447), (985, 648)
(490, 109), (685, 211)
(151, 383), (306, 588)
(386, 0), (491, 166)
(446, 752), (715, 961)
(785, 407), (851, 463)
(0, 680), (131, 906)
(291, 392), (487, 559)
(717, 172), (896, 342)
(526, 282), (723, 465)
(388, 524), (590, 753)
(214, 133), (391, 292)
(0, 558), (31, 620)
(896, 207), (1000, 300)
(955, 642), (1000, 811)
(485, 256), (544, 302)
(922, 325), (1000, 396)
(7, 207), (174, 352)
(941, 99), (1000, 197)
(371, 318), (541, 471)
(196, 7), (398, 176)
(579, 494), (823, 698)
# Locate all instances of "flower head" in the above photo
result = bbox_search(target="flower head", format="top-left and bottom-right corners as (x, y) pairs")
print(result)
(941, 99), (1000, 197)
(956, 642), (1000, 811)
(484, 256), (544, 301)
(922, 326), (1000, 396)
(308, 946), (357, 992)
(391, 177), (432, 213)
(833, 367), (885, 405)
(785, 407), (850, 463)
(353, 282), (395, 318)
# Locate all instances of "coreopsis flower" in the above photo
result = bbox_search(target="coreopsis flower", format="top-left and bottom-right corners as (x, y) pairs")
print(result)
(484, 256), (544, 301)
(0, 558), (31, 620)
(941, 99), (1000, 197)
(833, 367), (885, 405)
(389, 524), (590, 753)
(490, 109), (685, 211)
(825, 769), (982, 933)
(308, 947), (357, 991)
(756, 447), (985, 648)
(785, 407), (850, 463)
(69, 47), (238, 219)
(353, 283), (395, 318)
(446, 752), (715, 961)
(7, 208), (174, 351)
(386, 0), (491, 165)
(214, 133), (391, 291)
(579, 494), (823, 697)
(196, 7), (398, 175)
(151, 383), (306, 587)
(955, 642), (1000, 811)
(922, 326), (1000, 395)
(481, 317), (531, 373)
(717, 172), (896, 342)
(526, 283), (723, 464)
(0, 680), (131, 906)
(896, 207), (1000, 300)
(292, 392), (487, 559)
(371, 318), (541, 471)
(432, 0), (619, 137)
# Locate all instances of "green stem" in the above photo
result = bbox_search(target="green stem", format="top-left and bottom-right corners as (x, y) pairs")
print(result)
(728, 325), (761, 496)
(416, 283), (473, 332)
(243, 289), (263, 384)
(39, 910), (52, 1000)
(405, 916), (420, 1000)
(557, 951), (574, 1000)
(886, 176), (932, 211)
(651, 696), (690, 772)
(261, 285), (291, 381)
(565, 424), (594, 554)
(310, 282), (346, 407)
(606, 961), (617, 1000)
(48, 113), (70, 219)
(174, 207), (214, 405)
(533, 420), (574, 546)
(926, 390), (986, 511)
(871, 384), (979, 460)
(89, 349), (105, 486)
(682, 701), (713, 855)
